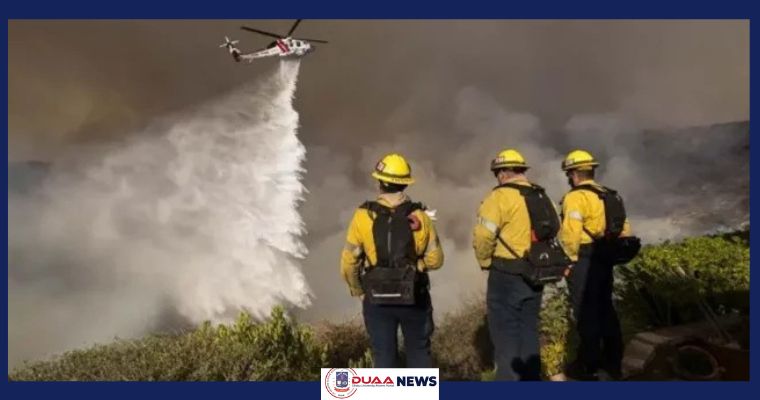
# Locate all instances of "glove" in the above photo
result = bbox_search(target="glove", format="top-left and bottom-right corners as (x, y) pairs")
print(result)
(408, 214), (422, 231)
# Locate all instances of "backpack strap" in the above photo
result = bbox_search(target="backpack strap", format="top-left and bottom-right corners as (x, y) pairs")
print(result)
(569, 184), (622, 239)
(582, 225), (597, 240)
(570, 183), (614, 197)
(492, 182), (534, 259)
(494, 181), (543, 194)
(359, 201), (389, 220)
(396, 201), (426, 215)
(495, 233), (523, 259)
(565, 187), (602, 239)
(359, 200), (425, 217)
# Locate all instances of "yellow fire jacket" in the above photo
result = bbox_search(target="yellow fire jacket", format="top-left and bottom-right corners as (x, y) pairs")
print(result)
(472, 179), (537, 269)
(340, 192), (444, 297)
(560, 179), (632, 262)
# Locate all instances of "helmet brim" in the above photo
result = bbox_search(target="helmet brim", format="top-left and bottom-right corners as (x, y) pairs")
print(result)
(562, 161), (599, 171)
(491, 163), (530, 171)
(372, 171), (415, 185)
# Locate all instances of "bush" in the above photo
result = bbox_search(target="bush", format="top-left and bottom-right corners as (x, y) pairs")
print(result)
(616, 233), (749, 332)
(539, 284), (573, 378)
(11, 232), (749, 381)
(224, 308), (327, 381)
(313, 319), (370, 367)
(348, 349), (374, 368)
(10, 306), (327, 381)
(431, 299), (492, 380)
(10, 335), (201, 381)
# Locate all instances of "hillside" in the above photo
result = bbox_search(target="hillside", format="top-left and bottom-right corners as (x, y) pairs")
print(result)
(10, 231), (749, 381)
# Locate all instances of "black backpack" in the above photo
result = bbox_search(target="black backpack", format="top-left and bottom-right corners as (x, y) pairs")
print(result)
(571, 184), (641, 264)
(495, 183), (571, 285)
(358, 201), (429, 305)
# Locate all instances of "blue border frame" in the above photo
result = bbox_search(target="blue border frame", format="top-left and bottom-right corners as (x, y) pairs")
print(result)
(0, 1), (755, 18)
(3, 1), (756, 398)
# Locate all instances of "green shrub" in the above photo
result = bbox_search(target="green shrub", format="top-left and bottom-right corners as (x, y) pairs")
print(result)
(480, 367), (496, 381)
(10, 306), (327, 381)
(10, 232), (750, 381)
(616, 233), (749, 331)
(539, 284), (573, 378)
(220, 308), (327, 381)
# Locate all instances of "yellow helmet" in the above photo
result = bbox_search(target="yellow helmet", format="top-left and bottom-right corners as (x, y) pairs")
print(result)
(562, 149), (599, 171)
(372, 153), (415, 185)
(490, 149), (529, 171)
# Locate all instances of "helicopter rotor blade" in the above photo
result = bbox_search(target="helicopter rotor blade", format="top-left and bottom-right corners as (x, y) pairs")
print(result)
(287, 19), (302, 37)
(296, 37), (329, 44)
(240, 26), (284, 39)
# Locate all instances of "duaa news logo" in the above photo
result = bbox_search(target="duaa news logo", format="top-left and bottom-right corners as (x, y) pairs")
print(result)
(325, 368), (358, 398)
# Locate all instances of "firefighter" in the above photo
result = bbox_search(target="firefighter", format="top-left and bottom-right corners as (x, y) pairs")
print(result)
(472, 149), (556, 381)
(340, 153), (444, 368)
(560, 150), (632, 380)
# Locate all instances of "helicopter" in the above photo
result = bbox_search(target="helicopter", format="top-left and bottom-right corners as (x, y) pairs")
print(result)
(220, 19), (328, 63)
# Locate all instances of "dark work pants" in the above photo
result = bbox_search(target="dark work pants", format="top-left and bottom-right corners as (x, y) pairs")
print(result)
(567, 247), (623, 375)
(362, 292), (434, 368)
(487, 269), (544, 381)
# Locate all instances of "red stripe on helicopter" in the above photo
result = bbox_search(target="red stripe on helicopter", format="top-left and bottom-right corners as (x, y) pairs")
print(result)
(276, 40), (290, 53)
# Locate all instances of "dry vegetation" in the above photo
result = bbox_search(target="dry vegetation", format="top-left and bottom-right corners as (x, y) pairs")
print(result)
(10, 231), (748, 381)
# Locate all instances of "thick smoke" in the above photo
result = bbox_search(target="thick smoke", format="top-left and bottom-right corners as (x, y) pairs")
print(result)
(298, 85), (749, 322)
(8, 21), (749, 366)
(9, 60), (310, 367)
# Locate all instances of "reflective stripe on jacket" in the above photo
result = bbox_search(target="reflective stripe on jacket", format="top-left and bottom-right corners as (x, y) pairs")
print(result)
(472, 179), (534, 269)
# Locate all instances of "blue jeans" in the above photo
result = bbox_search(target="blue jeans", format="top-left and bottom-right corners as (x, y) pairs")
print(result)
(567, 246), (623, 376)
(487, 269), (544, 381)
(362, 293), (434, 368)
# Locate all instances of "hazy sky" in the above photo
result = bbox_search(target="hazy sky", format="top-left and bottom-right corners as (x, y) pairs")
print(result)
(9, 20), (748, 161)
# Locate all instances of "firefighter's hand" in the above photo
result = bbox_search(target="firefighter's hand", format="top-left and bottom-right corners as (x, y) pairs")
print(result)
(564, 264), (574, 278)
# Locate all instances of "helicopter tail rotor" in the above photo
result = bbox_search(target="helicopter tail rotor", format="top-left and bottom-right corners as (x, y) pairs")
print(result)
(219, 36), (240, 49)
